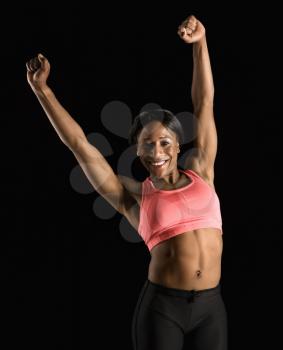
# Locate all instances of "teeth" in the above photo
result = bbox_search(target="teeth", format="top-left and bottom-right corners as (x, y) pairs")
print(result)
(151, 160), (167, 166)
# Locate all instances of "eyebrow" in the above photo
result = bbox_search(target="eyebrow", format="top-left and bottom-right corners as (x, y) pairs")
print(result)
(143, 136), (171, 140)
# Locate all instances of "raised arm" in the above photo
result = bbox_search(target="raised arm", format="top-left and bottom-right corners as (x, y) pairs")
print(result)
(26, 54), (133, 214)
(178, 16), (218, 185)
(26, 54), (85, 150)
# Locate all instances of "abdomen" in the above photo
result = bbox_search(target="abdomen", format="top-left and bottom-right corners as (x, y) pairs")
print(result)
(148, 228), (223, 290)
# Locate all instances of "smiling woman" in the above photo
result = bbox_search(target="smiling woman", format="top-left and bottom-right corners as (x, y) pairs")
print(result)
(26, 13), (227, 350)
(126, 14), (227, 350)
(128, 109), (185, 187)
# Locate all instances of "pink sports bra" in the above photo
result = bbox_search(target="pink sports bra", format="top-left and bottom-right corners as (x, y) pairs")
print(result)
(138, 168), (223, 251)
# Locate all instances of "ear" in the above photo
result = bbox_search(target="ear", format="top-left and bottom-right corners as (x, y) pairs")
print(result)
(177, 142), (180, 153)
(136, 144), (139, 156)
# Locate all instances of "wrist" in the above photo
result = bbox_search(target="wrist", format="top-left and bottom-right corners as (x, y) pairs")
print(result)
(31, 84), (51, 96)
(193, 35), (207, 48)
(192, 35), (208, 57)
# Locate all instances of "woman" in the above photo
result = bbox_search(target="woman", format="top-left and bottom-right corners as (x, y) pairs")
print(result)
(26, 14), (227, 350)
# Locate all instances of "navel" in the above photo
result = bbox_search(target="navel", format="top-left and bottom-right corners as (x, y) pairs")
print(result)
(196, 270), (202, 278)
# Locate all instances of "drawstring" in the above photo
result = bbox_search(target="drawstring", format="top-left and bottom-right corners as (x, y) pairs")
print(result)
(187, 290), (197, 303)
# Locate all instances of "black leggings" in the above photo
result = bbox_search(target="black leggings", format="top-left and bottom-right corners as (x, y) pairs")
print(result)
(132, 279), (228, 350)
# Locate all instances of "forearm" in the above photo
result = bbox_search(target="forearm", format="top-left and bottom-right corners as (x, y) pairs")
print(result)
(32, 86), (86, 149)
(191, 36), (214, 110)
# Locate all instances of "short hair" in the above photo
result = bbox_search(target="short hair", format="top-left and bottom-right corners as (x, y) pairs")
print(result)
(128, 109), (185, 145)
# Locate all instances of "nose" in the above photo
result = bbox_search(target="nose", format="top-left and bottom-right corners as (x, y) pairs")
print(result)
(149, 144), (165, 158)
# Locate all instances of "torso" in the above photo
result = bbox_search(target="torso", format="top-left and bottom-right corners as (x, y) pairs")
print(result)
(120, 169), (223, 291)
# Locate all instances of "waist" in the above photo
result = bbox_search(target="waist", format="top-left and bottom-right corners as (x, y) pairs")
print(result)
(148, 256), (222, 290)
(147, 278), (222, 299)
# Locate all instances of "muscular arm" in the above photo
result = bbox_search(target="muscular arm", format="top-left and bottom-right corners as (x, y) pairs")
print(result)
(178, 16), (218, 182)
(26, 54), (135, 216)
(191, 36), (218, 181)
(27, 54), (86, 150)
(191, 36), (214, 109)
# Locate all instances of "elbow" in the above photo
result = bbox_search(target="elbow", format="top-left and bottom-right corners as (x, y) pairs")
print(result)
(66, 135), (87, 152)
(192, 90), (214, 110)
(193, 96), (214, 112)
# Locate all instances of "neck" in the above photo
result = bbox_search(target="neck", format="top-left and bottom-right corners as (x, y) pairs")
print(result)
(150, 168), (181, 186)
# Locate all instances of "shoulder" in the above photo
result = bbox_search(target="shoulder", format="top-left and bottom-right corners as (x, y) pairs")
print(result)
(183, 157), (215, 189)
(184, 149), (215, 188)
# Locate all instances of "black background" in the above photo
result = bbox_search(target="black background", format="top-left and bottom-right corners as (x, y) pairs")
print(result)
(2, 3), (281, 350)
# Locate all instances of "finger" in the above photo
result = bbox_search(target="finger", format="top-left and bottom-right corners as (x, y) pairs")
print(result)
(182, 15), (197, 28)
(188, 21), (197, 29)
(29, 57), (40, 71)
(182, 19), (189, 28)
(26, 62), (32, 72)
(184, 26), (193, 35)
(38, 53), (49, 72)
(188, 15), (197, 24)
(29, 58), (35, 70)
(27, 60), (37, 72)
(186, 26), (195, 34)
(38, 53), (44, 60)
(178, 24), (187, 35)
(186, 15), (197, 26)
(186, 21), (197, 31)
(34, 57), (41, 70)
(178, 26), (186, 37)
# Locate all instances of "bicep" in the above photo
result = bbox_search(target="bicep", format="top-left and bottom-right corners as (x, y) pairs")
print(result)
(71, 138), (128, 214)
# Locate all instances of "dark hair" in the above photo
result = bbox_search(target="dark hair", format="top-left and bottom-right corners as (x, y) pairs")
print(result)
(128, 109), (185, 146)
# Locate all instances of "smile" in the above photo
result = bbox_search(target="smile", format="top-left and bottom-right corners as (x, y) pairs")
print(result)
(149, 159), (169, 167)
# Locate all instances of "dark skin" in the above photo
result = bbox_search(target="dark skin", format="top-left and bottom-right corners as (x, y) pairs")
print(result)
(136, 121), (185, 190)
(26, 15), (221, 290)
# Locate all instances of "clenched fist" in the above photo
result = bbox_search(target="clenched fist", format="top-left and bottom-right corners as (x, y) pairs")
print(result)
(177, 15), (205, 44)
(26, 53), (50, 91)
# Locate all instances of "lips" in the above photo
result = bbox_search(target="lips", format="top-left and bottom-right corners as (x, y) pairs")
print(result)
(149, 159), (169, 168)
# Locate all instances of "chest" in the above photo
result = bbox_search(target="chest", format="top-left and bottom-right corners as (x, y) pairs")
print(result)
(124, 178), (216, 234)
(143, 182), (215, 227)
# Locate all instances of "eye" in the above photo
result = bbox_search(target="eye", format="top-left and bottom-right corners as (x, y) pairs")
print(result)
(143, 141), (170, 148)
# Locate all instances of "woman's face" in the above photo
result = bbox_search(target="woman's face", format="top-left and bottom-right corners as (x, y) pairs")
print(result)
(136, 121), (180, 175)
